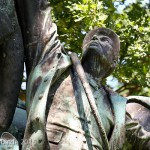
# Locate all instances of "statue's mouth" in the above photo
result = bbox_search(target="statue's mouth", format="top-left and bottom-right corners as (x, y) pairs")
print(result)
(88, 41), (102, 52)
(82, 41), (106, 62)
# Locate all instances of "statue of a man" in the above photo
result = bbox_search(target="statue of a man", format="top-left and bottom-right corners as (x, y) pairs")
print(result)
(21, 1), (150, 150)
(0, 1), (149, 149)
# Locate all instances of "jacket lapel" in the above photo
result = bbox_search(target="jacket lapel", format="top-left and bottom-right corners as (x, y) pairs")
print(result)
(108, 91), (127, 150)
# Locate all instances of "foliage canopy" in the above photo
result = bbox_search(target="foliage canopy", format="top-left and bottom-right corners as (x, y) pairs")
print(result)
(49, 0), (150, 96)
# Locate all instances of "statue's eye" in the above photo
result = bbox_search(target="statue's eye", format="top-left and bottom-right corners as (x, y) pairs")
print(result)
(100, 37), (109, 42)
(100, 37), (112, 45)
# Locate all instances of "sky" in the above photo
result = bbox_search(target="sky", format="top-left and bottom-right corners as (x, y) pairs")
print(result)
(114, 0), (149, 13)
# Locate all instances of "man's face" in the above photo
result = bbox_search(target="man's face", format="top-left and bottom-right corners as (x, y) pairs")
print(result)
(83, 34), (115, 66)
(82, 31), (120, 78)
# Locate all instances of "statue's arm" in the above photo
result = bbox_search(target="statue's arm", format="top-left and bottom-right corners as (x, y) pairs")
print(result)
(15, 0), (52, 76)
(21, 1), (71, 149)
(15, 0), (70, 77)
(124, 96), (150, 149)
(124, 113), (150, 149)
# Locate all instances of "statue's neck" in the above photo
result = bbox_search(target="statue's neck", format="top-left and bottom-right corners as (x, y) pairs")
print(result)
(85, 72), (103, 88)
(82, 55), (105, 80)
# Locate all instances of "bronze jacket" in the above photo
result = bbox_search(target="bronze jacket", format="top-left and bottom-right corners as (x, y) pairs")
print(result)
(45, 70), (127, 150)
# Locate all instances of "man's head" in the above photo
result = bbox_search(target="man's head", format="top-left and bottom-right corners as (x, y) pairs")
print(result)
(81, 27), (120, 79)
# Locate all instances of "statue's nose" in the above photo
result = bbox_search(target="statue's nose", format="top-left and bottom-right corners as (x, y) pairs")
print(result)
(92, 35), (99, 40)
(92, 35), (103, 43)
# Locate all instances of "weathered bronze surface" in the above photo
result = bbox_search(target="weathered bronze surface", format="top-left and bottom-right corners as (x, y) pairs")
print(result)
(0, 1), (150, 150)
(0, 0), (24, 131)
(22, 1), (150, 149)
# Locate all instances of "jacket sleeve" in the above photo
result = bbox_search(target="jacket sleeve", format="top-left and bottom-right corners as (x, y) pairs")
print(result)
(124, 113), (150, 150)
(21, 2), (71, 149)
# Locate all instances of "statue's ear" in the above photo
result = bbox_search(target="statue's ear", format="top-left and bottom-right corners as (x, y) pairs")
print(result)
(112, 58), (119, 68)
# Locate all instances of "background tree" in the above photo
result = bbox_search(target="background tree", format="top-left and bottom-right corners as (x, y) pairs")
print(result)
(19, 0), (150, 100)
(48, 0), (150, 96)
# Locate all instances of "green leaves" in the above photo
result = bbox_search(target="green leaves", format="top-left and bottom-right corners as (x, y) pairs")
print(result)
(50, 0), (107, 53)
(50, 0), (150, 96)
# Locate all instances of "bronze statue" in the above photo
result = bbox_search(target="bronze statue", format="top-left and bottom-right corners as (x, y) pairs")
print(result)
(0, 0), (150, 150)
(0, 0), (24, 131)
(21, 1), (150, 150)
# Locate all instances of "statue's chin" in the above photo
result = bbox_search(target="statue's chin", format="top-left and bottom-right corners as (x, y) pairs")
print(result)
(82, 45), (114, 78)
(84, 42), (102, 56)
(82, 44), (106, 65)
(82, 50), (105, 78)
